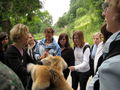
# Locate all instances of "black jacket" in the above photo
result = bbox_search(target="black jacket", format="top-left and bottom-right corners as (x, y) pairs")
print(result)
(61, 47), (75, 79)
(5, 45), (36, 88)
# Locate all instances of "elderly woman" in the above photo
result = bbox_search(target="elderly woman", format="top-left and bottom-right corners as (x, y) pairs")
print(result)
(5, 24), (36, 88)
(34, 27), (61, 60)
(87, 0), (120, 90)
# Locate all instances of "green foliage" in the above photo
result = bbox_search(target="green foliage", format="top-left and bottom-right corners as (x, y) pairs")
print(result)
(0, 0), (52, 33)
(27, 10), (53, 34)
(56, 13), (68, 28)
(76, 8), (87, 17)
(55, 0), (104, 45)
(0, 0), (42, 20)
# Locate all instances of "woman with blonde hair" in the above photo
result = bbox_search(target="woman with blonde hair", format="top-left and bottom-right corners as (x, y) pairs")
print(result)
(5, 24), (36, 89)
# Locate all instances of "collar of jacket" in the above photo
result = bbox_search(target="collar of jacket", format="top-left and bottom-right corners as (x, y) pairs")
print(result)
(103, 31), (120, 58)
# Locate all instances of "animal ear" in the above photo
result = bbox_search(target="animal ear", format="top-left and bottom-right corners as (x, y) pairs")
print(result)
(52, 57), (60, 67)
(53, 60), (60, 66)
(27, 63), (35, 73)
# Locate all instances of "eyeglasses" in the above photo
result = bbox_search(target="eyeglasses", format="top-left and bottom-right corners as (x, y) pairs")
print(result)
(102, 2), (109, 10)
(102, 2), (113, 10)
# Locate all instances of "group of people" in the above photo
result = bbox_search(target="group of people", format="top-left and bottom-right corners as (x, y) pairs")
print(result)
(0, 0), (120, 90)
(87, 0), (120, 90)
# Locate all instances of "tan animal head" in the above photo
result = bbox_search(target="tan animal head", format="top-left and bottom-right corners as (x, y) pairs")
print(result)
(27, 56), (73, 90)
(41, 55), (68, 73)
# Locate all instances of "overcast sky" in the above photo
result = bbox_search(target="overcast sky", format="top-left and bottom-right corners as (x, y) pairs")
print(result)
(41, 0), (70, 24)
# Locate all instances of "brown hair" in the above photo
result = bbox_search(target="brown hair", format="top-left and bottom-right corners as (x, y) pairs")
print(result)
(58, 33), (70, 48)
(0, 32), (8, 51)
(44, 27), (54, 33)
(100, 23), (113, 43)
(72, 30), (85, 48)
(0, 32), (8, 42)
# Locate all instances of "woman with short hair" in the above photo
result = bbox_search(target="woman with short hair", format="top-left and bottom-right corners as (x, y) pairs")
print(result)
(5, 24), (36, 88)
(34, 27), (61, 60)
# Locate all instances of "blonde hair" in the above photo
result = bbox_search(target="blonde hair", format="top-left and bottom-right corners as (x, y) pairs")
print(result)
(93, 32), (103, 40)
(10, 24), (29, 42)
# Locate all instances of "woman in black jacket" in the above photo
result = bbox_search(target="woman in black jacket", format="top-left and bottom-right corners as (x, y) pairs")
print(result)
(0, 32), (9, 63)
(58, 33), (74, 79)
(5, 24), (36, 89)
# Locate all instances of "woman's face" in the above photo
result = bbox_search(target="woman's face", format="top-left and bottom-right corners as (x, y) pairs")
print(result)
(27, 34), (34, 45)
(93, 34), (102, 45)
(59, 37), (66, 47)
(19, 35), (29, 48)
(2, 36), (9, 45)
(73, 35), (79, 46)
(102, 0), (119, 33)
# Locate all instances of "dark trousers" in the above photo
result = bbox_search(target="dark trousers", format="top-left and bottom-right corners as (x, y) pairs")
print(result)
(63, 68), (70, 79)
(71, 71), (90, 90)
(26, 76), (32, 90)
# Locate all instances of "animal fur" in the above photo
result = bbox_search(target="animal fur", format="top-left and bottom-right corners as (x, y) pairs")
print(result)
(27, 56), (73, 90)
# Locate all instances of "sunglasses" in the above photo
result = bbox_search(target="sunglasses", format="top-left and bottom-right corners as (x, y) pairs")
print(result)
(102, 2), (109, 10)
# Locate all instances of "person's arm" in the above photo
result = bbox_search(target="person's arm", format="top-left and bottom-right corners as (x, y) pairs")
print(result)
(87, 71), (99, 90)
(54, 43), (61, 56)
(34, 43), (41, 60)
(5, 50), (28, 76)
(74, 48), (90, 72)
(69, 48), (75, 66)
(26, 51), (36, 64)
(55, 47), (61, 56)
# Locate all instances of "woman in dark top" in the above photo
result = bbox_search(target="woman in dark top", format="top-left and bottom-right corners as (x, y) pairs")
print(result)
(5, 24), (36, 89)
(58, 33), (74, 79)
(0, 32), (9, 63)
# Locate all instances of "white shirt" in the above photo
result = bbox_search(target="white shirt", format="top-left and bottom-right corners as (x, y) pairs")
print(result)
(74, 44), (90, 72)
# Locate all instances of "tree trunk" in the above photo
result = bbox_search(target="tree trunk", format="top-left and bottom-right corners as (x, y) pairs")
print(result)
(1, 19), (11, 33)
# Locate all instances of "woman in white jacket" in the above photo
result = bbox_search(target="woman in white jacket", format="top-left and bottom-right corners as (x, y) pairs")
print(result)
(69, 30), (90, 90)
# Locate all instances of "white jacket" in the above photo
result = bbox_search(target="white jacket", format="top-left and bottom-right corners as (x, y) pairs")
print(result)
(94, 41), (103, 73)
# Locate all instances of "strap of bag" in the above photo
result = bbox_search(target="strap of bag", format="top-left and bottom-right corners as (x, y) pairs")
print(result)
(83, 45), (90, 53)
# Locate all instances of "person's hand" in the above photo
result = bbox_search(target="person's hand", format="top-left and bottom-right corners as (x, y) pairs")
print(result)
(44, 51), (49, 57)
(68, 66), (75, 72)
(38, 51), (49, 60)
(38, 55), (44, 60)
